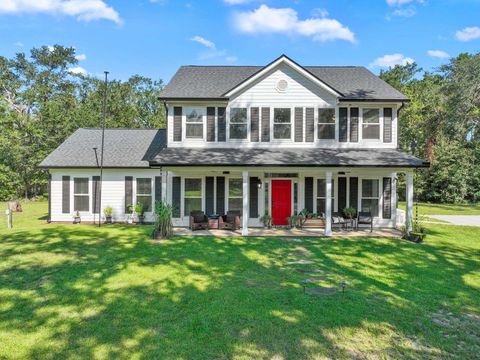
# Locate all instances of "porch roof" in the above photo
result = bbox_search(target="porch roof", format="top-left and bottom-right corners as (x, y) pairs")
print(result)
(149, 148), (429, 168)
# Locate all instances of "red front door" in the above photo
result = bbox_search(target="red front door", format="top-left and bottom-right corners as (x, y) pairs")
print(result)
(271, 180), (292, 225)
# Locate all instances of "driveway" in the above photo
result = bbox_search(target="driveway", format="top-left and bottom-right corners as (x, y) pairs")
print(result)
(427, 215), (480, 226)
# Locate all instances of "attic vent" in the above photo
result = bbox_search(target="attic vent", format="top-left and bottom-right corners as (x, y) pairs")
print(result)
(276, 79), (288, 92)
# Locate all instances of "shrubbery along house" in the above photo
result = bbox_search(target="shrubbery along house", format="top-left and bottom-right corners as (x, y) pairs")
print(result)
(40, 55), (429, 235)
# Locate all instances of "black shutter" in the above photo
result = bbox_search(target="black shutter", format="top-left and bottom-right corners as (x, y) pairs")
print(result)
(92, 176), (100, 214)
(350, 107), (359, 143)
(383, 108), (393, 143)
(294, 107), (303, 142)
(261, 107), (270, 142)
(172, 176), (181, 217)
(305, 108), (314, 142)
(339, 107), (348, 142)
(48, 173), (52, 222)
(349, 177), (358, 211)
(249, 177), (259, 218)
(206, 107), (216, 142)
(250, 107), (259, 142)
(216, 177), (225, 214)
(173, 106), (182, 142)
(383, 177), (392, 219)
(205, 176), (215, 215)
(62, 176), (70, 214)
(304, 177), (314, 212)
(155, 176), (162, 206)
(338, 177), (347, 213)
(125, 176), (133, 213)
(217, 107), (226, 142)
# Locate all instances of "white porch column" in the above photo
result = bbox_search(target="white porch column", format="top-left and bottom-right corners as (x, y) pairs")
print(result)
(406, 172), (414, 232)
(161, 170), (168, 203)
(242, 170), (249, 236)
(325, 171), (333, 236)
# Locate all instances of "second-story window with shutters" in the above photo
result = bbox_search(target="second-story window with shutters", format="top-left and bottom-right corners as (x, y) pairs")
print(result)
(229, 108), (247, 139)
(318, 108), (335, 140)
(185, 108), (204, 139)
(362, 108), (380, 140)
(273, 108), (291, 140)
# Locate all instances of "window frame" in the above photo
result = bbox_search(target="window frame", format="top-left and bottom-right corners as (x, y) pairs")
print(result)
(361, 108), (381, 140)
(73, 177), (89, 212)
(273, 108), (292, 140)
(315, 178), (335, 216)
(317, 108), (336, 140)
(136, 178), (153, 213)
(228, 178), (243, 214)
(184, 178), (203, 216)
(229, 107), (248, 140)
(361, 179), (380, 217)
(185, 107), (204, 139)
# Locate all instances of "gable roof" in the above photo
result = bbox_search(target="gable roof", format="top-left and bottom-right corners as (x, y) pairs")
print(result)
(159, 56), (408, 102)
(39, 128), (166, 168)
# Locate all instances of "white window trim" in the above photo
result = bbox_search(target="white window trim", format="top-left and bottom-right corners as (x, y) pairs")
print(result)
(184, 107), (205, 141)
(360, 178), (380, 217)
(314, 176), (336, 215)
(229, 107), (248, 141)
(317, 107), (336, 141)
(73, 177), (90, 213)
(361, 108), (381, 141)
(227, 177), (243, 213)
(183, 177), (204, 217)
(272, 107), (294, 141)
(135, 177), (153, 213)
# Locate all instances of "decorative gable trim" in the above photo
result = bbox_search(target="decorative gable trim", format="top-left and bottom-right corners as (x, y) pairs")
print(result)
(223, 55), (343, 98)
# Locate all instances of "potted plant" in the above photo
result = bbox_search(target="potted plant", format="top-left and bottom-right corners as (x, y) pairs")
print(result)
(401, 220), (427, 243)
(343, 207), (356, 219)
(126, 204), (134, 224)
(287, 215), (301, 229)
(72, 210), (81, 224)
(300, 208), (323, 228)
(259, 209), (272, 229)
(135, 202), (145, 224)
(104, 206), (113, 224)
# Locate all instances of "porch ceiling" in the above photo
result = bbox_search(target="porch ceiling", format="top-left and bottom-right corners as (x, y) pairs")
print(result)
(149, 148), (429, 168)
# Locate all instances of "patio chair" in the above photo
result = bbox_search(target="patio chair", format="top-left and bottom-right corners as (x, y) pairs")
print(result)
(356, 211), (373, 232)
(219, 211), (241, 230)
(331, 212), (346, 230)
(189, 210), (209, 231)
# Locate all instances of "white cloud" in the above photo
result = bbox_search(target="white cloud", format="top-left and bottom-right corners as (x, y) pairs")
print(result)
(14, 41), (24, 47)
(75, 53), (87, 61)
(224, 0), (253, 4)
(455, 26), (480, 42)
(427, 50), (450, 59)
(190, 35), (215, 49)
(311, 8), (329, 18)
(47, 45), (55, 52)
(225, 55), (238, 62)
(392, 7), (416, 17)
(386, 0), (415, 6)
(370, 53), (414, 68)
(233, 5), (355, 43)
(68, 66), (87, 75)
(0, 0), (121, 24)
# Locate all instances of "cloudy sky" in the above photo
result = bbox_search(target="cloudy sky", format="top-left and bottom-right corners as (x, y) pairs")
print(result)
(0, 0), (479, 81)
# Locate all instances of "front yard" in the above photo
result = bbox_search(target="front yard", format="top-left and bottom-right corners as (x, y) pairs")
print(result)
(0, 202), (479, 359)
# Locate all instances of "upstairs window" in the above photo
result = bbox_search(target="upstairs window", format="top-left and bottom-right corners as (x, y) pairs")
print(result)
(74, 178), (89, 212)
(361, 179), (379, 216)
(362, 108), (380, 139)
(318, 108), (335, 140)
(274, 108), (291, 140)
(185, 108), (203, 139)
(136, 178), (152, 212)
(229, 108), (247, 139)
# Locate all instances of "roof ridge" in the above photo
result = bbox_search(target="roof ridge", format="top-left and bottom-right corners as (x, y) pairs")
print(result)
(79, 127), (165, 130)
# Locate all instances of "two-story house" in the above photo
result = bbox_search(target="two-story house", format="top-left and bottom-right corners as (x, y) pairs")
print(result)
(40, 55), (428, 235)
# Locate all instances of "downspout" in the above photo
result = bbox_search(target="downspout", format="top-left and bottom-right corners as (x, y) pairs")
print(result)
(163, 100), (168, 138)
(396, 101), (406, 150)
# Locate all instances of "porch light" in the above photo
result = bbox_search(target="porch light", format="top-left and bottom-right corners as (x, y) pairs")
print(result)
(257, 178), (262, 189)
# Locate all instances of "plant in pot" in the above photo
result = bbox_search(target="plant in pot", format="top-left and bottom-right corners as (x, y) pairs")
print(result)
(259, 209), (272, 229)
(402, 220), (426, 243)
(135, 202), (145, 224)
(72, 210), (81, 224)
(126, 204), (134, 224)
(343, 207), (356, 220)
(104, 206), (113, 224)
(287, 215), (301, 229)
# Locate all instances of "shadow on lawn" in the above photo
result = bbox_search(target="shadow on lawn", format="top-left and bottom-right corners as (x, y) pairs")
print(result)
(0, 225), (478, 359)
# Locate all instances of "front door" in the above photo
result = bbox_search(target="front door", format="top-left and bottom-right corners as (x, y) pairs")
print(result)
(271, 180), (292, 225)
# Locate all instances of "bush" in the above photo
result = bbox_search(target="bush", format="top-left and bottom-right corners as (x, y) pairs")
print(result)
(154, 201), (173, 239)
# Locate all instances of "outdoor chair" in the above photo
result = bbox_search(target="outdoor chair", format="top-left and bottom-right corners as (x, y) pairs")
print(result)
(189, 210), (209, 231)
(356, 211), (373, 232)
(219, 211), (241, 230)
(331, 212), (346, 230)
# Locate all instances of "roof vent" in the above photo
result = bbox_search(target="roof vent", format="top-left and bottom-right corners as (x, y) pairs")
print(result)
(276, 79), (288, 92)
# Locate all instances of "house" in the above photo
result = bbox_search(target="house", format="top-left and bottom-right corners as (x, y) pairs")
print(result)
(39, 55), (428, 235)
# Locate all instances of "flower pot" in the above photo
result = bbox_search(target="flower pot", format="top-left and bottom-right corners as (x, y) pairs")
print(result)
(303, 218), (325, 228)
(105, 216), (112, 224)
(73, 217), (81, 224)
(138, 215), (145, 224)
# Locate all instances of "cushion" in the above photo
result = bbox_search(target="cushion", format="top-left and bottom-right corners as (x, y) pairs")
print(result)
(193, 213), (206, 223)
(226, 214), (238, 223)
(332, 216), (344, 223)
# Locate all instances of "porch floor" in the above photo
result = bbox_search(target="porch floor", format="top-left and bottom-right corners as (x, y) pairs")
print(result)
(174, 227), (402, 238)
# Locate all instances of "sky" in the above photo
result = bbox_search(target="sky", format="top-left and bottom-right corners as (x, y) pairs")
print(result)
(0, 0), (479, 82)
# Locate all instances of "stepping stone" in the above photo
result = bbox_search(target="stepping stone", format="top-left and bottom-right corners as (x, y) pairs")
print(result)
(287, 260), (314, 265)
(289, 252), (310, 257)
(305, 287), (337, 295)
(303, 277), (326, 283)
(294, 268), (324, 273)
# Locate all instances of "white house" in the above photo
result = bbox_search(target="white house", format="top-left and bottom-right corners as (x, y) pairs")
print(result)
(40, 55), (428, 235)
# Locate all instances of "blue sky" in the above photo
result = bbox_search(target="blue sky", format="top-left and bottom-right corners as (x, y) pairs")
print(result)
(0, 0), (479, 82)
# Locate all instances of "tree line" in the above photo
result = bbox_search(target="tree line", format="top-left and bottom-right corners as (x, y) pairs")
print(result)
(0, 46), (478, 203)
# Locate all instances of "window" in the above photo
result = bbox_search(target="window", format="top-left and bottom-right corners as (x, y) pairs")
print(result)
(264, 181), (269, 214)
(274, 108), (291, 139)
(185, 108), (203, 138)
(318, 108), (335, 139)
(74, 178), (89, 211)
(361, 179), (379, 216)
(229, 108), (247, 139)
(362, 108), (380, 139)
(136, 178), (152, 212)
(184, 178), (202, 216)
(316, 179), (335, 216)
(228, 178), (243, 214)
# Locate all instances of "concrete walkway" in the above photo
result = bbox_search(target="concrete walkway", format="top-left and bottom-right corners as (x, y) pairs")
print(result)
(427, 215), (480, 227)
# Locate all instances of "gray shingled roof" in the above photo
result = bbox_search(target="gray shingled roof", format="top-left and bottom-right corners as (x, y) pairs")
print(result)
(149, 148), (428, 168)
(39, 128), (166, 168)
(159, 65), (408, 101)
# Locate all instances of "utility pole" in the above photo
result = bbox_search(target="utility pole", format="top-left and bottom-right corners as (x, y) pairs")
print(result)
(99, 71), (109, 227)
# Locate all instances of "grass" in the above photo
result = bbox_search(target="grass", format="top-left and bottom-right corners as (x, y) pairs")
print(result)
(0, 201), (479, 359)
(398, 201), (480, 215)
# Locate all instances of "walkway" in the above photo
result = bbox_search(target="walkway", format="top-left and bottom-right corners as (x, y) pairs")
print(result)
(427, 215), (480, 227)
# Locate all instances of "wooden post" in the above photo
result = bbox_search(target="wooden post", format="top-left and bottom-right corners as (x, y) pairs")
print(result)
(6, 208), (12, 229)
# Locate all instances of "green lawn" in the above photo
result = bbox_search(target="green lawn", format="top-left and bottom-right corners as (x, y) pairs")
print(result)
(398, 201), (480, 215)
(0, 202), (479, 359)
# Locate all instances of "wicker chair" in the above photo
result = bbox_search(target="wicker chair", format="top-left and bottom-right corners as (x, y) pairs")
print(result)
(219, 211), (241, 230)
(356, 211), (373, 232)
(189, 210), (209, 231)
